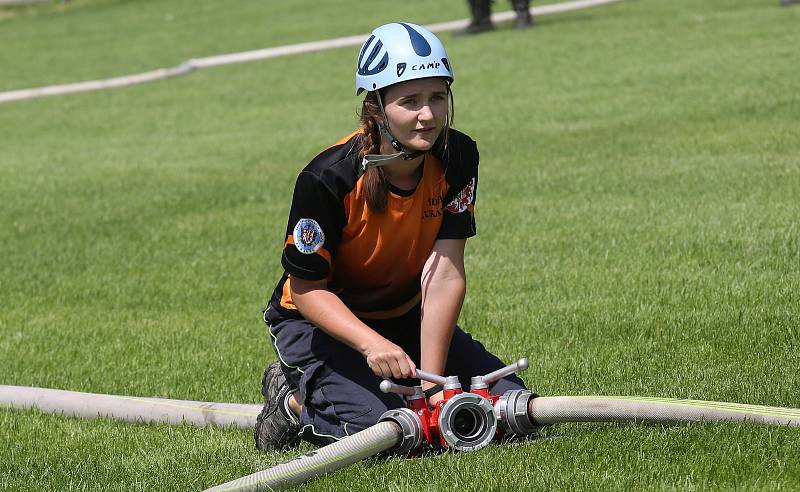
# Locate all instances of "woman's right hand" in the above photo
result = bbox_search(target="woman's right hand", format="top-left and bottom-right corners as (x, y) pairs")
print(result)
(363, 338), (417, 379)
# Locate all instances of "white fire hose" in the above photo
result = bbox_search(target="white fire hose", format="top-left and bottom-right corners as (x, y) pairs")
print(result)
(3, 365), (799, 492)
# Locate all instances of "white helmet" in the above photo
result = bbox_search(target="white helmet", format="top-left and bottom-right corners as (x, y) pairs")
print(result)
(355, 22), (454, 95)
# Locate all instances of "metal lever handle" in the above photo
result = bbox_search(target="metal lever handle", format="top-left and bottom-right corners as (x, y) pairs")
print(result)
(379, 380), (419, 397)
(481, 358), (529, 384)
(415, 369), (447, 386)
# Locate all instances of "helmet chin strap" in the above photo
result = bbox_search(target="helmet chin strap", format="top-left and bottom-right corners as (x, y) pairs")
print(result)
(361, 92), (423, 172)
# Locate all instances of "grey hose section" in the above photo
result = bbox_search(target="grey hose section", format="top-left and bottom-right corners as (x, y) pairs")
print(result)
(529, 396), (800, 427)
(0, 385), (262, 429)
(204, 421), (402, 492)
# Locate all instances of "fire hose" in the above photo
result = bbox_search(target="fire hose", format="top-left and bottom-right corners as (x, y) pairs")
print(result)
(2, 358), (799, 491)
(203, 359), (800, 491)
(0, 385), (262, 429)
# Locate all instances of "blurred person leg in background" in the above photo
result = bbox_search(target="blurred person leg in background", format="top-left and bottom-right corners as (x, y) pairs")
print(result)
(463, 0), (494, 34)
(512, 0), (534, 29)
(462, 0), (533, 35)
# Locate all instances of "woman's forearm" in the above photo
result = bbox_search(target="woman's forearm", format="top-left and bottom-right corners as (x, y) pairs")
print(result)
(290, 278), (416, 379)
(291, 282), (383, 354)
(419, 239), (467, 385)
(420, 276), (465, 378)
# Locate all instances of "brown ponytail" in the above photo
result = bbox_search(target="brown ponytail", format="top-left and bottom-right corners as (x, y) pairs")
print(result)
(359, 91), (390, 212)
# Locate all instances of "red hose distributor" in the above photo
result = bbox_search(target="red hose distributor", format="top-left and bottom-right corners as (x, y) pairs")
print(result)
(379, 358), (536, 453)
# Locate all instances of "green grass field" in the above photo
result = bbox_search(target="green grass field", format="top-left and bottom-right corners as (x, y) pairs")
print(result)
(1, 0), (799, 490)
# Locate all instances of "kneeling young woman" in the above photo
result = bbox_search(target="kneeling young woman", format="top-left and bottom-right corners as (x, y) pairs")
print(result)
(256, 22), (527, 450)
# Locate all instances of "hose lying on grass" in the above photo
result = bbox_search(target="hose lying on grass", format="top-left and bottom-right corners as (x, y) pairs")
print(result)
(528, 395), (800, 427)
(0, 0), (623, 104)
(205, 421), (402, 492)
(2, 384), (798, 491)
(205, 394), (800, 492)
(0, 385), (261, 429)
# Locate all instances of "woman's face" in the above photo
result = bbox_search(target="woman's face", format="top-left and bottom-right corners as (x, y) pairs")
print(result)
(381, 77), (449, 154)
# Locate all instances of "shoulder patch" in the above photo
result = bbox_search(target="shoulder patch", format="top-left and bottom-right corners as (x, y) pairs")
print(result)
(445, 178), (475, 213)
(293, 218), (325, 254)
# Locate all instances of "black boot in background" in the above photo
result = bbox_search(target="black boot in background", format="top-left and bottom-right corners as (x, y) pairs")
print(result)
(511, 0), (534, 29)
(462, 0), (495, 35)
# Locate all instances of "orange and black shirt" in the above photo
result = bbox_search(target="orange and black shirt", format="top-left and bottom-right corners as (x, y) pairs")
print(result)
(269, 128), (479, 320)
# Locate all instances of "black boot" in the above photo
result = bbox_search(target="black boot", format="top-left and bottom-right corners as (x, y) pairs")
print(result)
(254, 361), (301, 451)
(462, 0), (495, 35)
(511, 0), (533, 29)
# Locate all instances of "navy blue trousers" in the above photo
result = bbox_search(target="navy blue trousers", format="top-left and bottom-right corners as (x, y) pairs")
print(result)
(264, 303), (525, 446)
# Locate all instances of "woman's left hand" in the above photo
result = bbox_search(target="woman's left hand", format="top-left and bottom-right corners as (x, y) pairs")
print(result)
(426, 388), (445, 408)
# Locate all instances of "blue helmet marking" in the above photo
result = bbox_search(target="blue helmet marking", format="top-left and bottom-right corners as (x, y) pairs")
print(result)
(357, 35), (374, 66)
(399, 22), (432, 57)
(357, 36), (389, 76)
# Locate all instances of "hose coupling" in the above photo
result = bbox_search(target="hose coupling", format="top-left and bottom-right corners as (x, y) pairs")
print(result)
(495, 389), (539, 436)
(378, 407), (424, 455)
(438, 392), (497, 451)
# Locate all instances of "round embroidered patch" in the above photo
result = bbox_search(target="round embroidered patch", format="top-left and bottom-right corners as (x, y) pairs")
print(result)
(292, 218), (325, 255)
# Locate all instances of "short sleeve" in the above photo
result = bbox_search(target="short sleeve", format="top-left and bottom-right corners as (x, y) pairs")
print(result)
(436, 130), (479, 240)
(281, 171), (343, 281)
